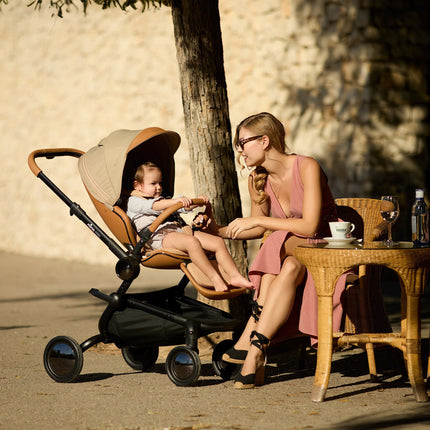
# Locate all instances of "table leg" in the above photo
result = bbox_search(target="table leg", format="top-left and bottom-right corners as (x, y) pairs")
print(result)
(405, 292), (428, 402)
(312, 294), (333, 402)
(427, 341), (430, 384)
(359, 265), (377, 381)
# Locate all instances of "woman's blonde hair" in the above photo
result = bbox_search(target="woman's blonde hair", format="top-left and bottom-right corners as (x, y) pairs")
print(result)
(234, 112), (289, 205)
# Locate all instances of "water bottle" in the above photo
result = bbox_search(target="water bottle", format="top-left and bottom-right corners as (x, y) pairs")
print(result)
(411, 189), (429, 247)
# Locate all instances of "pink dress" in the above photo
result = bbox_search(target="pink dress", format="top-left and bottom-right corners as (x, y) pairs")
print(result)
(248, 155), (347, 342)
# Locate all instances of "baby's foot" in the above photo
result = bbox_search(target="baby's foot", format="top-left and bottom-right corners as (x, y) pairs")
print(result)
(213, 279), (229, 292)
(229, 275), (253, 290)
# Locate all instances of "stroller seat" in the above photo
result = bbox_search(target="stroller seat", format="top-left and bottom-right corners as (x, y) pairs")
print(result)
(87, 187), (246, 300)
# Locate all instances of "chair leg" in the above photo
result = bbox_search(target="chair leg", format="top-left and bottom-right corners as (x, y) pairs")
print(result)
(297, 337), (309, 370)
(427, 330), (430, 383)
(365, 343), (378, 381)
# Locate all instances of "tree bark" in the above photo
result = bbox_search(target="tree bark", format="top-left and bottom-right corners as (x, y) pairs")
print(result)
(171, 0), (249, 322)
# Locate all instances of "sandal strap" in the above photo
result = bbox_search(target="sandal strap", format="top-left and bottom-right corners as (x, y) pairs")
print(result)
(250, 330), (270, 351)
(250, 300), (263, 322)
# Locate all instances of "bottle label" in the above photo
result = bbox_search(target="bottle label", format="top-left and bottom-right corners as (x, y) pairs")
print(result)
(412, 215), (417, 242)
(412, 214), (429, 245)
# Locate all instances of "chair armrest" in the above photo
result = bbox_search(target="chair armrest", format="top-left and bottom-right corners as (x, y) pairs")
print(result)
(260, 230), (273, 245)
(369, 220), (389, 241)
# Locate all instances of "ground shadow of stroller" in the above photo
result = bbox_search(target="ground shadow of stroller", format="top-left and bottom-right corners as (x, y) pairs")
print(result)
(28, 127), (247, 386)
(75, 361), (231, 387)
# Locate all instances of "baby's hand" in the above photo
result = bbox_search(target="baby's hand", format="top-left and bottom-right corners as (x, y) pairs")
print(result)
(177, 196), (193, 209)
(197, 195), (209, 204)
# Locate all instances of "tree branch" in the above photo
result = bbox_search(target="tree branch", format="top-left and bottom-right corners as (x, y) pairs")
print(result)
(22, 0), (168, 17)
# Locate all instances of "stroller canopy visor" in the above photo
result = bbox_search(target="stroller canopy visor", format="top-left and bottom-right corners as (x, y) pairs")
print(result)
(78, 128), (181, 209)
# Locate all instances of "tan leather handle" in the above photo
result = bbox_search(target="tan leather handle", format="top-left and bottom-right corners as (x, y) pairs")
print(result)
(28, 148), (84, 176)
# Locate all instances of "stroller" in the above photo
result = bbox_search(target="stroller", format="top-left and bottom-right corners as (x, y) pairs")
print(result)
(28, 127), (246, 386)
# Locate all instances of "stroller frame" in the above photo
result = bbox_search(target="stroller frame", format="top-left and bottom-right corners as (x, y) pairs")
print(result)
(28, 140), (243, 386)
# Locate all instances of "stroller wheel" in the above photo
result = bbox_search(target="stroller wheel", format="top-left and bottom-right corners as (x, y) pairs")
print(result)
(165, 346), (201, 386)
(43, 336), (83, 383)
(212, 339), (242, 381)
(121, 346), (159, 371)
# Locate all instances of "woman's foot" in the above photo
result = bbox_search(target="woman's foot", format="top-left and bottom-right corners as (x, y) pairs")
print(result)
(234, 331), (269, 389)
(222, 346), (248, 364)
(234, 363), (265, 389)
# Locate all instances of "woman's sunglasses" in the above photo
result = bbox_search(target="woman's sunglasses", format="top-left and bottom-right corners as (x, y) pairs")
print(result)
(236, 135), (263, 151)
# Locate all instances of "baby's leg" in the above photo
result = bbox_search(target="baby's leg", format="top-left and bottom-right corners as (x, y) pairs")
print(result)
(162, 232), (229, 292)
(193, 231), (253, 290)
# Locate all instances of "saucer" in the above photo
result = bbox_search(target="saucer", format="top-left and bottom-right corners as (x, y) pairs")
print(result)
(323, 237), (357, 246)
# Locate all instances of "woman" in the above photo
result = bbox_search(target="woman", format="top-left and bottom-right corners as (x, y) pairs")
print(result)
(205, 112), (346, 389)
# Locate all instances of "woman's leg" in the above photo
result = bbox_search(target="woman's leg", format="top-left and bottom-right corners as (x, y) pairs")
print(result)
(232, 235), (308, 351)
(222, 274), (273, 363)
(239, 255), (306, 380)
(162, 232), (228, 292)
(229, 273), (274, 351)
(193, 231), (253, 289)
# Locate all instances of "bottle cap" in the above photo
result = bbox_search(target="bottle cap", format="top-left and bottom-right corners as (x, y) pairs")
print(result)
(416, 189), (424, 198)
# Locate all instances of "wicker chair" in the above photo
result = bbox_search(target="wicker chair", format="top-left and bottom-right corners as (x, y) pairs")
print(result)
(335, 197), (392, 380)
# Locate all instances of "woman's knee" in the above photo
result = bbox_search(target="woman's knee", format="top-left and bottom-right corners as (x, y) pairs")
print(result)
(280, 257), (305, 281)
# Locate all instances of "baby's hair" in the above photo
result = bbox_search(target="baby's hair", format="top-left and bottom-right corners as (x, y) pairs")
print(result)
(134, 161), (161, 184)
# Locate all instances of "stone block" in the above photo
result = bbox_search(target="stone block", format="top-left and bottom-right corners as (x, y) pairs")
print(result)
(356, 9), (370, 28)
(326, 3), (343, 22)
(411, 106), (428, 123)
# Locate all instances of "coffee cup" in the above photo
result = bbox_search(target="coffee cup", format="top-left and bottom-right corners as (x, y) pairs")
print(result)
(329, 221), (355, 239)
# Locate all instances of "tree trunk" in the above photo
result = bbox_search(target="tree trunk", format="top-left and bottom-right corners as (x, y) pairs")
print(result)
(171, 0), (250, 324)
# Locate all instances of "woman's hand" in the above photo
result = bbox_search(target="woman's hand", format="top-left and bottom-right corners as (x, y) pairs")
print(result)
(226, 217), (257, 239)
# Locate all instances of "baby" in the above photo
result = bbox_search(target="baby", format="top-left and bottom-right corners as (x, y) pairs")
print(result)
(126, 162), (253, 293)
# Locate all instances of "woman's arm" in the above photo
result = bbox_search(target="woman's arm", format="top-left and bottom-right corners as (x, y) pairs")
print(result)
(209, 174), (268, 240)
(226, 158), (324, 239)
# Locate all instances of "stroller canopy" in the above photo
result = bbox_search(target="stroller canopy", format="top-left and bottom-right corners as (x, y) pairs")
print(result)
(78, 128), (181, 210)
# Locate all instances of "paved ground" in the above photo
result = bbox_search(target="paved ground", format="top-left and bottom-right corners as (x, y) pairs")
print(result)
(1, 251), (430, 430)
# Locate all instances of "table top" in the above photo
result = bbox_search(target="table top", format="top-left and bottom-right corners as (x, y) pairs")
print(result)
(299, 240), (430, 251)
(294, 241), (430, 274)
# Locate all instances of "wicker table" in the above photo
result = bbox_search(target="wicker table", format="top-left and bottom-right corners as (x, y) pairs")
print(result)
(294, 241), (430, 402)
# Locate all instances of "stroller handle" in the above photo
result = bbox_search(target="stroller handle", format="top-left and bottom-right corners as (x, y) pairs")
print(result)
(28, 148), (84, 176)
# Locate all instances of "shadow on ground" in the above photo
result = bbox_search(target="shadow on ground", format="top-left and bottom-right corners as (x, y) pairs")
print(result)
(329, 403), (430, 429)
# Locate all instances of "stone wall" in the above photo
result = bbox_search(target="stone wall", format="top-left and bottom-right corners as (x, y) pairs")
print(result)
(1, 0), (429, 265)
